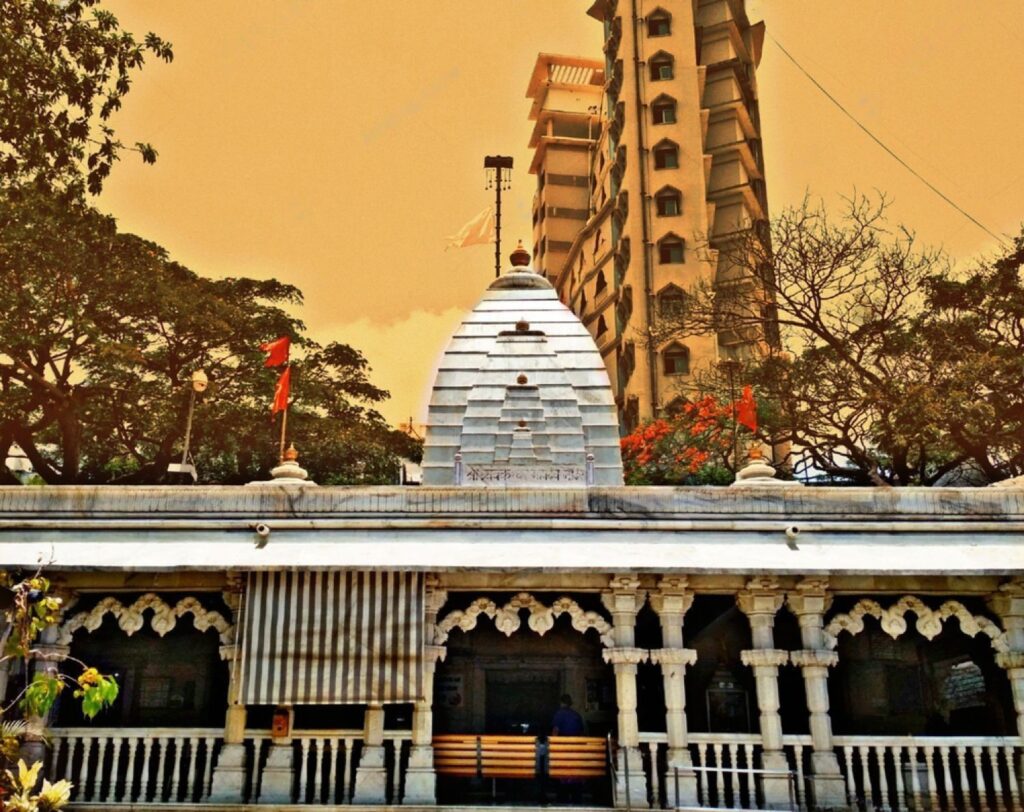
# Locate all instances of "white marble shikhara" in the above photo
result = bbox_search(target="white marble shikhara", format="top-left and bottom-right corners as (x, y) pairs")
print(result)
(0, 483), (1021, 573)
(422, 259), (623, 486)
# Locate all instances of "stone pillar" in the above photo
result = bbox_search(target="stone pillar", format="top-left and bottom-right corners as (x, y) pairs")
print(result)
(210, 573), (250, 803)
(22, 626), (69, 767)
(736, 577), (791, 810)
(648, 576), (699, 807)
(601, 574), (648, 808)
(786, 578), (845, 808)
(352, 704), (388, 804)
(988, 579), (1024, 737)
(257, 707), (295, 804)
(404, 576), (448, 804)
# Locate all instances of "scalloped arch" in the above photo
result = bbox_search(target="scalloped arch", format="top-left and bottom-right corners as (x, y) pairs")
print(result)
(823, 595), (1007, 653)
(58, 593), (234, 647)
(435, 592), (614, 647)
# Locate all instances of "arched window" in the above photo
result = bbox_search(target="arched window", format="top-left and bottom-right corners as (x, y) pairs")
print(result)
(652, 95), (677, 125)
(663, 343), (690, 375)
(658, 285), (686, 318)
(653, 139), (679, 170)
(595, 270), (608, 296)
(655, 186), (682, 216)
(649, 51), (674, 81)
(647, 9), (671, 37)
(658, 233), (685, 264)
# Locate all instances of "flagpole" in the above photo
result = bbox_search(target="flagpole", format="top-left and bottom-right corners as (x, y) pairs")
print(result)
(279, 384), (288, 462)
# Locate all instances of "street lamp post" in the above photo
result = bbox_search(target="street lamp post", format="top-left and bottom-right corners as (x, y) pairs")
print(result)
(167, 369), (208, 483)
(484, 155), (513, 278)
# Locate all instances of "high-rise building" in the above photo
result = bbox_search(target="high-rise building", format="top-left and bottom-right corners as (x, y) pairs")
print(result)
(527, 0), (770, 432)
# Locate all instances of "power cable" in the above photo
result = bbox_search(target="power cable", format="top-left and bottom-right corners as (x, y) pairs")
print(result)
(768, 34), (1009, 247)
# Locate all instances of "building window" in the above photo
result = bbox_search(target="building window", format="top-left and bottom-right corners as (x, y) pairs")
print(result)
(658, 286), (686, 318)
(595, 270), (607, 297)
(658, 235), (685, 264)
(663, 343), (690, 375)
(655, 187), (682, 216)
(653, 141), (679, 169)
(596, 315), (608, 337)
(652, 97), (677, 124)
(649, 52), (674, 81)
(647, 10), (671, 37)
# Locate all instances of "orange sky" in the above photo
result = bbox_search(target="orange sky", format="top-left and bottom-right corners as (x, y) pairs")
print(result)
(99, 1), (1024, 426)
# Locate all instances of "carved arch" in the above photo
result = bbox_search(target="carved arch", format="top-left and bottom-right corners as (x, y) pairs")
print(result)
(435, 593), (614, 647)
(823, 595), (1008, 653)
(58, 593), (234, 647)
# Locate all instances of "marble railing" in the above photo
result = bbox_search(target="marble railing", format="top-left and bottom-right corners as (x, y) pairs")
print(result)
(639, 732), (1023, 811)
(49, 727), (412, 806)
(833, 734), (1023, 812)
(49, 727), (222, 804)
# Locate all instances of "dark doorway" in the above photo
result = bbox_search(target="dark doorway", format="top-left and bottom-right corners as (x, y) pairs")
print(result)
(485, 670), (560, 734)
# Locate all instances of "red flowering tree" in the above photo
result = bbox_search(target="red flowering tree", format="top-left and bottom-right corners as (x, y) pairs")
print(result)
(620, 396), (738, 485)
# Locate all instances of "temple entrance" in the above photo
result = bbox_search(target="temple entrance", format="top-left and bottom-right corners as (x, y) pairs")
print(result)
(433, 592), (616, 805)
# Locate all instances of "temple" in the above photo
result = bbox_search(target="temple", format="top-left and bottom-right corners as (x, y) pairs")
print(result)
(2, 251), (1024, 811)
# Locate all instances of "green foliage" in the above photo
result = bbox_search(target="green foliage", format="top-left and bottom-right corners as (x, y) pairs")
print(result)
(0, 0), (173, 197)
(20, 675), (64, 719)
(0, 190), (418, 484)
(73, 668), (118, 719)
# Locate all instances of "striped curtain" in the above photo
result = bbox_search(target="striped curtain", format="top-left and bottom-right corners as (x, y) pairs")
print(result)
(239, 571), (424, 705)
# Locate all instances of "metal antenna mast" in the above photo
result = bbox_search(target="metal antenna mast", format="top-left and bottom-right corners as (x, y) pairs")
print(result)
(484, 155), (513, 278)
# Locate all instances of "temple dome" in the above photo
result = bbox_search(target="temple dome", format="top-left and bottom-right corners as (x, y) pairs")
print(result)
(422, 253), (623, 486)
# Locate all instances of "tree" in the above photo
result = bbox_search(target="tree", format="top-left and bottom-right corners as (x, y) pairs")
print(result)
(0, 190), (417, 484)
(923, 232), (1024, 481)
(1, 0), (173, 197)
(655, 193), (968, 485)
(620, 396), (735, 485)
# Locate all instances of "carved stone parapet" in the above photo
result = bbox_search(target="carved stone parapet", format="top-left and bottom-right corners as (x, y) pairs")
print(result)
(996, 651), (1024, 670)
(602, 647), (649, 666)
(435, 593), (614, 647)
(59, 593), (234, 647)
(740, 649), (790, 668)
(649, 648), (697, 667)
(790, 649), (839, 669)
(425, 644), (447, 664)
(823, 595), (1008, 653)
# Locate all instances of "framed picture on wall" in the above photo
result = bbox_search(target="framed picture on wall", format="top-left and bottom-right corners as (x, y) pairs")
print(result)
(706, 687), (751, 733)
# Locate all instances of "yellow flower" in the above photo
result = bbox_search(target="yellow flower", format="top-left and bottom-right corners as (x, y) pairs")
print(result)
(78, 667), (100, 686)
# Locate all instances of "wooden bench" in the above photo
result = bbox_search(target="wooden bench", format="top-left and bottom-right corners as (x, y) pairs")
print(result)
(433, 734), (608, 781)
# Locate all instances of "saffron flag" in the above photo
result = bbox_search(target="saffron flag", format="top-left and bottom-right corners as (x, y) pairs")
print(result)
(736, 385), (758, 432)
(446, 207), (495, 249)
(260, 336), (290, 367)
(271, 366), (291, 415)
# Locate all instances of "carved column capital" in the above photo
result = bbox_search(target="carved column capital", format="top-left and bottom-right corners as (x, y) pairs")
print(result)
(601, 575), (646, 619)
(649, 577), (694, 619)
(988, 579), (1024, 621)
(790, 650), (839, 669)
(425, 644), (447, 664)
(786, 578), (833, 618)
(649, 648), (697, 667)
(740, 649), (790, 668)
(736, 578), (785, 618)
(425, 582), (448, 618)
(602, 646), (649, 666)
(996, 651), (1024, 671)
